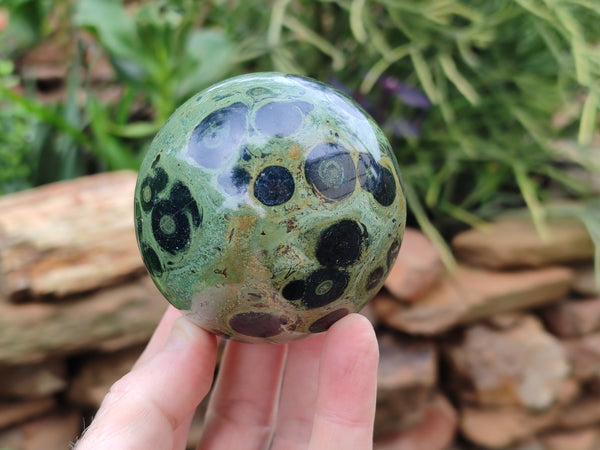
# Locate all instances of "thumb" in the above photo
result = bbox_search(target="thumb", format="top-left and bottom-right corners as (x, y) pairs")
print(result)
(75, 317), (218, 450)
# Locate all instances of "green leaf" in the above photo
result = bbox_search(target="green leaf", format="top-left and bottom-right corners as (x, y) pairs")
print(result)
(177, 29), (235, 101)
(86, 98), (140, 171)
(74, 0), (146, 81)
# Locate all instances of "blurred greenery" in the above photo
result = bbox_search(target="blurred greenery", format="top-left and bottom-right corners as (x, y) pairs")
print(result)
(0, 0), (599, 271)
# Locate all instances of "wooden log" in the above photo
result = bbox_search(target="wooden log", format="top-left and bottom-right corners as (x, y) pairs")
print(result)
(0, 277), (165, 365)
(0, 171), (144, 301)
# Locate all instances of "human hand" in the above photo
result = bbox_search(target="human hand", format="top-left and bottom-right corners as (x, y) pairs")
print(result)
(74, 306), (379, 449)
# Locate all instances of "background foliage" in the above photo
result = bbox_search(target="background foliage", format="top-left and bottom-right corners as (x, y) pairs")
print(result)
(1, 0), (599, 268)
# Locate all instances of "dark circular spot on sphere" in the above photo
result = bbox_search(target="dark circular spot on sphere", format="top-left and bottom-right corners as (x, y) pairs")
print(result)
(187, 102), (248, 169)
(253, 165), (295, 206)
(309, 308), (349, 333)
(316, 220), (367, 267)
(373, 166), (397, 206)
(366, 267), (385, 291)
(152, 203), (191, 254)
(387, 239), (401, 269)
(140, 167), (168, 212)
(303, 268), (349, 309)
(151, 182), (202, 254)
(305, 143), (356, 201)
(282, 279), (305, 301)
(218, 166), (251, 195)
(229, 312), (283, 338)
(358, 155), (397, 206)
(141, 244), (163, 277)
(169, 182), (202, 228)
(255, 101), (311, 137)
(357, 153), (381, 194)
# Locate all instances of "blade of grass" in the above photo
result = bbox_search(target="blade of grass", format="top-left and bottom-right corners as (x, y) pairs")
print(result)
(404, 179), (457, 271)
(360, 44), (411, 94)
(350, 0), (368, 44)
(578, 88), (599, 146)
(439, 53), (480, 105)
(440, 201), (490, 230)
(579, 199), (600, 289)
(267, 0), (291, 48)
(283, 15), (346, 70)
(513, 162), (549, 241)
(410, 47), (438, 104)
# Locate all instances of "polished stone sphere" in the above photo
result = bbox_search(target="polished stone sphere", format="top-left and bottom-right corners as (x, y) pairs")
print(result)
(134, 72), (406, 343)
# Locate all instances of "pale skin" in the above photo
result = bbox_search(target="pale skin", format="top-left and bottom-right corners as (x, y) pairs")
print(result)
(74, 306), (379, 450)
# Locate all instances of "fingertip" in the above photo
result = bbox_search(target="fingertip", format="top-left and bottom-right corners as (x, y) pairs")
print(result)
(326, 312), (379, 357)
(309, 312), (379, 449)
(164, 315), (218, 351)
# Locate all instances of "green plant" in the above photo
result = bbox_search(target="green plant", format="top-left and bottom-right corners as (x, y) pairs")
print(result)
(0, 59), (36, 194)
(257, 0), (600, 268)
(0, 0), (241, 189)
(74, 0), (236, 126)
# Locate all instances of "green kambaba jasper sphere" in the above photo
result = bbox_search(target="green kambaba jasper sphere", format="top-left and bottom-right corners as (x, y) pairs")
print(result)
(134, 72), (406, 343)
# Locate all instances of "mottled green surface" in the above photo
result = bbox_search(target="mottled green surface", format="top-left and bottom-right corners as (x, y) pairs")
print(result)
(134, 73), (406, 343)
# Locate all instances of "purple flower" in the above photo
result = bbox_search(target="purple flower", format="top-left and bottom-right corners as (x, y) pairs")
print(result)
(379, 76), (431, 109)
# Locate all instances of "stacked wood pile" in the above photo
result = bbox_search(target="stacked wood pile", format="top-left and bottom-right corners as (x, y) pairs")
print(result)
(0, 171), (598, 449)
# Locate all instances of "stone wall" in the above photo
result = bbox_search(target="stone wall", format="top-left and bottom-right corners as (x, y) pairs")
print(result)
(0, 172), (598, 449)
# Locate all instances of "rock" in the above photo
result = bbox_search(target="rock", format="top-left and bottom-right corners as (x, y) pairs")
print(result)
(69, 345), (144, 409)
(541, 298), (600, 337)
(375, 332), (437, 437)
(561, 333), (600, 381)
(373, 284), (466, 336)
(452, 217), (594, 269)
(554, 377), (583, 406)
(459, 404), (560, 449)
(540, 427), (600, 450)
(457, 265), (573, 323)
(572, 265), (599, 296)
(383, 228), (444, 302)
(373, 265), (573, 335)
(555, 393), (600, 428)
(0, 171), (143, 301)
(485, 312), (527, 330)
(0, 277), (165, 364)
(0, 410), (82, 450)
(444, 316), (569, 410)
(374, 393), (457, 450)
(0, 397), (56, 429)
(0, 359), (67, 398)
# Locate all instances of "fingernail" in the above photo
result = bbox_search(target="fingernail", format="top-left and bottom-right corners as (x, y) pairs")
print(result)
(164, 316), (198, 350)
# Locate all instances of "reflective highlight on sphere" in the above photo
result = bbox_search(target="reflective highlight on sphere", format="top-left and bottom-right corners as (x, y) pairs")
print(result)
(134, 72), (406, 343)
